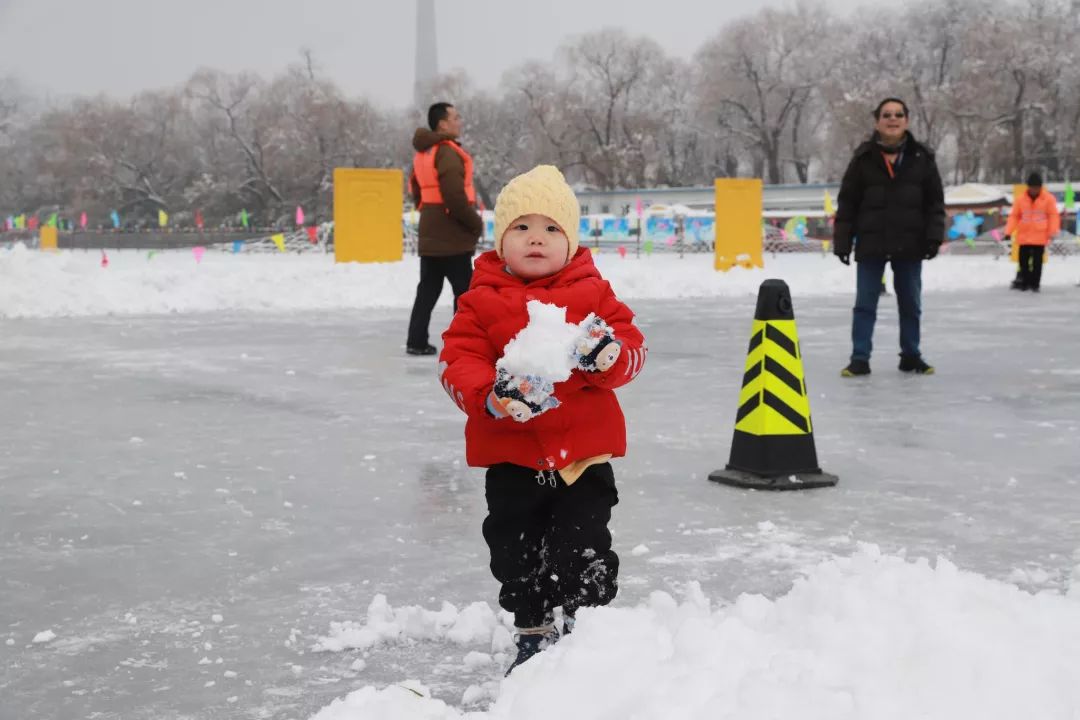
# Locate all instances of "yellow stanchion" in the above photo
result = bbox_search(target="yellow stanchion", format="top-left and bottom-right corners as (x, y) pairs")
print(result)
(333, 168), (404, 263)
(39, 226), (58, 251)
(714, 178), (763, 271)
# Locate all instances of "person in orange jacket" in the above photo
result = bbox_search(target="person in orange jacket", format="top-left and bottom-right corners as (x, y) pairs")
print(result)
(1006, 173), (1060, 292)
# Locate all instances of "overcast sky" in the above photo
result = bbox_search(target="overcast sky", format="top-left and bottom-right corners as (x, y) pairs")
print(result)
(1, 0), (883, 107)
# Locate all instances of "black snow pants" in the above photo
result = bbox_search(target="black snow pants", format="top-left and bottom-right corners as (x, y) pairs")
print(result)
(482, 462), (619, 628)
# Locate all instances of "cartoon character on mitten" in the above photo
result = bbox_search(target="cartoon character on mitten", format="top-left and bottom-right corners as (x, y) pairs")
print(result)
(486, 367), (559, 422)
(575, 315), (622, 373)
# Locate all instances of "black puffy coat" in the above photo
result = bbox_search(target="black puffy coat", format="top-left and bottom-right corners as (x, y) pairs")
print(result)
(833, 132), (946, 261)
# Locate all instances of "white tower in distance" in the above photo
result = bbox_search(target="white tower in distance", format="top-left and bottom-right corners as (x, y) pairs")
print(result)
(414, 0), (439, 109)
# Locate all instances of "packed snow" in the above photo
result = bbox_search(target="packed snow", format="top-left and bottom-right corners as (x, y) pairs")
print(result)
(309, 547), (1080, 720)
(497, 301), (583, 381)
(2, 243), (1077, 319)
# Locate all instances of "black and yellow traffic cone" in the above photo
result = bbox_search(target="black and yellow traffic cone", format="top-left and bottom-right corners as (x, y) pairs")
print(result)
(709, 279), (838, 490)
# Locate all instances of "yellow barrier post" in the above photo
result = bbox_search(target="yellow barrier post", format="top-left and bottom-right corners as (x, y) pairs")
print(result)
(39, 225), (58, 251)
(714, 178), (763, 271)
(1010, 183), (1024, 263)
(333, 168), (404, 263)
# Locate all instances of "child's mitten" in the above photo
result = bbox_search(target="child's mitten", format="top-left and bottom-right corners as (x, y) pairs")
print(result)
(574, 315), (622, 373)
(487, 367), (560, 422)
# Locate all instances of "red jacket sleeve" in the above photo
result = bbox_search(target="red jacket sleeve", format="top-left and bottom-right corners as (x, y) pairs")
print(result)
(438, 291), (497, 418)
(581, 282), (647, 390)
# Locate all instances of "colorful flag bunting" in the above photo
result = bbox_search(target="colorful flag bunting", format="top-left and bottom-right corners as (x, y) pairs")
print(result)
(271, 233), (286, 252)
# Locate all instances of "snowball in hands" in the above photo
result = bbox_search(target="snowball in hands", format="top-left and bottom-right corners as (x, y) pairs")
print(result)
(492, 301), (584, 422)
(498, 301), (583, 381)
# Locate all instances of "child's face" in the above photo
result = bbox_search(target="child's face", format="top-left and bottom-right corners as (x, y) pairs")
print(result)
(501, 214), (571, 280)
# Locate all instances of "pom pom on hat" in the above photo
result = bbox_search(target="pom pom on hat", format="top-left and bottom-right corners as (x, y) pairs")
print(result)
(493, 165), (580, 258)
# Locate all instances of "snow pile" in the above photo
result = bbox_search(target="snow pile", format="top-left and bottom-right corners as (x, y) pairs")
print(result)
(308, 546), (1080, 720)
(2, 242), (1077, 319)
(312, 595), (504, 653)
(497, 301), (581, 382)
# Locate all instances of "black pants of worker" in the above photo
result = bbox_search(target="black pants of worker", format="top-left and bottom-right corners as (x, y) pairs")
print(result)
(1017, 245), (1045, 290)
(406, 253), (474, 349)
(482, 462), (619, 628)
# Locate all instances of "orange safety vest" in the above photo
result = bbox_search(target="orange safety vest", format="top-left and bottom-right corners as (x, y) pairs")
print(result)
(412, 141), (476, 208)
(1005, 190), (1061, 247)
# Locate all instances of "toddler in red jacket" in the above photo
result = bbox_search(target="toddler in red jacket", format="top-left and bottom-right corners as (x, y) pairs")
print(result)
(438, 165), (647, 674)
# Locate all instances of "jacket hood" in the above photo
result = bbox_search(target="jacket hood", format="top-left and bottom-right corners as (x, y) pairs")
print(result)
(413, 128), (456, 152)
(471, 248), (601, 292)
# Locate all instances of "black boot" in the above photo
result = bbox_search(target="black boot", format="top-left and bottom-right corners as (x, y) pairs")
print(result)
(841, 359), (871, 377)
(405, 343), (437, 356)
(561, 608), (576, 636)
(505, 625), (560, 676)
(898, 354), (935, 375)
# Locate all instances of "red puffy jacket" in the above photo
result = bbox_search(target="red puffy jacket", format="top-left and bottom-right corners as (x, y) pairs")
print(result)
(439, 248), (647, 470)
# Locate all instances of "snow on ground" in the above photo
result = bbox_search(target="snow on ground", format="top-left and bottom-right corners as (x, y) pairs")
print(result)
(310, 546), (1080, 720)
(2, 243), (1076, 318)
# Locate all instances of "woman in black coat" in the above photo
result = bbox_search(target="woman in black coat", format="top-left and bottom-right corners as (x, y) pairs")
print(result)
(832, 97), (945, 377)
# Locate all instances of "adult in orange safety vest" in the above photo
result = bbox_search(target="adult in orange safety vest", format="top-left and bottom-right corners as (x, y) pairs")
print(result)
(406, 102), (483, 355)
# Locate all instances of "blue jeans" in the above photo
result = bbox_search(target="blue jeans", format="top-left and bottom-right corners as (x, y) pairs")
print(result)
(851, 258), (922, 362)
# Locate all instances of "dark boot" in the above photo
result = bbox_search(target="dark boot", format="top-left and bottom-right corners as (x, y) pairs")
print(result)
(898, 355), (935, 374)
(405, 344), (437, 356)
(841, 359), (871, 377)
(561, 608), (576, 636)
(505, 625), (560, 676)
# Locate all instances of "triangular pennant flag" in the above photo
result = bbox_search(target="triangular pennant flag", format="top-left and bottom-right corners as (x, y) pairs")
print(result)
(232, 240), (244, 253)
(295, 205), (305, 226)
(195, 209), (204, 230)
(306, 226), (318, 243)
(1065, 182), (1075, 211)
(28, 216), (39, 230)
(158, 209), (168, 227)
(14, 214), (24, 229)
(192, 246), (205, 264)
(48, 213), (58, 228)
(824, 191), (836, 216)
(271, 233), (286, 252)
(240, 209), (249, 229)
(110, 210), (120, 228)
(79, 211), (88, 229)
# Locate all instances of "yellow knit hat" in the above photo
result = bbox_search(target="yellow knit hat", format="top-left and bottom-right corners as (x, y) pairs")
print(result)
(493, 165), (580, 258)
